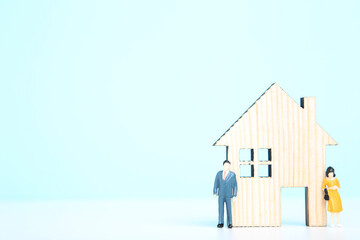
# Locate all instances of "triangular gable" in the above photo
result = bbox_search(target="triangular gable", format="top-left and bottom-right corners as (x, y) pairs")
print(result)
(213, 83), (337, 146)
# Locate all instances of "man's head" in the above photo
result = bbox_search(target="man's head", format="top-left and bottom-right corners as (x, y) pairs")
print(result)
(223, 160), (231, 171)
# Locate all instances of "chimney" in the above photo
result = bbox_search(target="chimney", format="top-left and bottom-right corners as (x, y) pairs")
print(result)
(301, 97), (316, 125)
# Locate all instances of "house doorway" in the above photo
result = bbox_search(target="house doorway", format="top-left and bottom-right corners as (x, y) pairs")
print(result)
(281, 187), (309, 226)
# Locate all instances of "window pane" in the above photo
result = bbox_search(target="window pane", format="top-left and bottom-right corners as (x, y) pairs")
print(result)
(258, 148), (271, 162)
(239, 149), (254, 161)
(239, 165), (254, 177)
(259, 165), (271, 177)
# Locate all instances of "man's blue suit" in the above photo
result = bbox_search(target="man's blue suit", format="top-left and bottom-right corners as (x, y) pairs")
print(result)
(213, 171), (237, 225)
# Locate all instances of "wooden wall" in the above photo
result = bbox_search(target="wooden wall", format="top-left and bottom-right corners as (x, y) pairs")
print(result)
(214, 83), (337, 226)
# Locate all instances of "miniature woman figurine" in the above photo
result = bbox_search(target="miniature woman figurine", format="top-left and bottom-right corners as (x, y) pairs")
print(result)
(321, 166), (343, 227)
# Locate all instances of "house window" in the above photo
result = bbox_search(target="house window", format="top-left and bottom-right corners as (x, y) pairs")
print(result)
(258, 148), (272, 178)
(239, 149), (254, 177)
(239, 148), (272, 178)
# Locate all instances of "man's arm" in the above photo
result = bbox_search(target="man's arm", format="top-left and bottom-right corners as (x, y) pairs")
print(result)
(232, 174), (237, 198)
(213, 172), (219, 195)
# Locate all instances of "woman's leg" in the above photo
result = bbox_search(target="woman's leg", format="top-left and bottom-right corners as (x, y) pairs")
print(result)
(336, 213), (342, 227)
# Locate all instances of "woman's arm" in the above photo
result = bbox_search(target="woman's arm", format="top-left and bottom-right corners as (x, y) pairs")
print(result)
(328, 179), (340, 190)
(321, 179), (327, 190)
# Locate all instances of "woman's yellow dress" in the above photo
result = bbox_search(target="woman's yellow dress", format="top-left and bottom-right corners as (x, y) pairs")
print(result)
(321, 178), (343, 213)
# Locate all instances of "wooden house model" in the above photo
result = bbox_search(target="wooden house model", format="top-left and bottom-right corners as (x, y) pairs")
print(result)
(213, 83), (337, 227)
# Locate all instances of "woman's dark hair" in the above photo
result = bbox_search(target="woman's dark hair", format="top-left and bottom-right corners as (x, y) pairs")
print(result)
(223, 160), (231, 165)
(326, 166), (336, 177)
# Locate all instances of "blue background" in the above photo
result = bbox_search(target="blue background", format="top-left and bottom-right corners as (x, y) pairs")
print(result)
(0, 0), (359, 201)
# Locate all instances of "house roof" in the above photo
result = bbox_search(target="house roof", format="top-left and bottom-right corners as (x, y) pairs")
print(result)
(213, 83), (337, 146)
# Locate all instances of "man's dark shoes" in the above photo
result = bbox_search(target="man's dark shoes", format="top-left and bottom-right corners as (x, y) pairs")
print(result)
(228, 224), (232, 228)
(217, 224), (224, 228)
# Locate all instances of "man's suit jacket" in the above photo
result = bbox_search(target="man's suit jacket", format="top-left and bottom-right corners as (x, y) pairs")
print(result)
(213, 170), (237, 198)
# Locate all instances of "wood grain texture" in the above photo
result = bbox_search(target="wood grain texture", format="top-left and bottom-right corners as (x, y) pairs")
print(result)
(214, 83), (337, 227)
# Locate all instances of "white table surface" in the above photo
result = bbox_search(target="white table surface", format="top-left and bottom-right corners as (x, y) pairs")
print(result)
(0, 198), (358, 240)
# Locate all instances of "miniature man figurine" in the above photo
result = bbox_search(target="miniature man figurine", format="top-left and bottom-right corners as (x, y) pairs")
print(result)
(213, 160), (237, 228)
